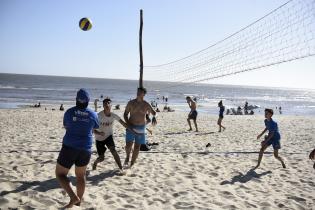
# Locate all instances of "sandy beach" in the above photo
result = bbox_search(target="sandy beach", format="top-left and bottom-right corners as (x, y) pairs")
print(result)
(0, 106), (314, 209)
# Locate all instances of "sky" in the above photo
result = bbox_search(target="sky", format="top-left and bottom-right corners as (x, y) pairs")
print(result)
(0, 0), (314, 89)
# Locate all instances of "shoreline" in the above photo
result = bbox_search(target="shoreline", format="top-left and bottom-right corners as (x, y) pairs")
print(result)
(1, 102), (313, 117)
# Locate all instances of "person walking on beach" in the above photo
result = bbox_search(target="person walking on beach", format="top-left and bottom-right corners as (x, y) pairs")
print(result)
(55, 89), (99, 208)
(218, 100), (226, 132)
(123, 87), (157, 168)
(186, 96), (198, 132)
(254, 108), (286, 169)
(92, 98), (138, 172)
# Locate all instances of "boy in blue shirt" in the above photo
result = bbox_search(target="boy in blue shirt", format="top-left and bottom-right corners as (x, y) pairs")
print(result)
(55, 89), (100, 208)
(254, 108), (286, 169)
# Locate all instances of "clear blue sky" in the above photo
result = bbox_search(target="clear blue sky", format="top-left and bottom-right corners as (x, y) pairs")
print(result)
(1, 0), (314, 89)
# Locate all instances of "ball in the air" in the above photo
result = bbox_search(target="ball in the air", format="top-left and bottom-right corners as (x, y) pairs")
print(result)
(79, 18), (92, 31)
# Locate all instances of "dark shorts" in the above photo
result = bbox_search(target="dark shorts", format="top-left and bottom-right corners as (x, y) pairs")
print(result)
(188, 110), (198, 120)
(219, 114), (224, 119)
(96, 135), (115, 156)
(266, 137), (281, 150)
(57, 144), (91, 169)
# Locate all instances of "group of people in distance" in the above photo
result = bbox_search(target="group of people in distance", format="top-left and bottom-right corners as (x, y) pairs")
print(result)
(185, 97), (286, 169)
(55, 88), (315, 208)
(185, 97), (225, 133)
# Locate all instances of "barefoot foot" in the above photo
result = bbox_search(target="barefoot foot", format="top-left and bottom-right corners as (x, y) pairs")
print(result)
(64, 196), (80, 208)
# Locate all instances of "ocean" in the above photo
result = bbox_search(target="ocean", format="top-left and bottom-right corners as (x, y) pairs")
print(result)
(1, 73), (315, 116)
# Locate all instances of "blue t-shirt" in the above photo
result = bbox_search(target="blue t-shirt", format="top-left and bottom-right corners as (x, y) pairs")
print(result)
(63, 106), (99, 151)
(264, 119), (280, 140)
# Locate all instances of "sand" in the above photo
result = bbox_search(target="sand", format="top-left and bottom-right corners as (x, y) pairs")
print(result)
(0, 106), (314, 209)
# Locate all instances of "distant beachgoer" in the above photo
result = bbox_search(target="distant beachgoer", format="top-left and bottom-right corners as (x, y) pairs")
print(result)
(186, 96), (198, 132)
(114, 104), (120, 110)
(244, 101), (249, 114)
(59, 104), (64, 111)
(92, 98), (138, 172)
(167, 106), (174, 112)
(217, 100), (226, 132)
(237, 106), (242, 115)
(34, 102), (41, 108)
(309, 148), (315, 169)
(123, 87), (157, 168)
(279, 106), (282, 114)
(254, 108), (286, 169)
(165, 97), (168, 103)
(55, 89), (99, 208)
(94, 99), (99, 112)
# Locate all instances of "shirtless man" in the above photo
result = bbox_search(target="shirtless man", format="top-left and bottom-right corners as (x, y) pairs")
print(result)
(124, 87), (157, 168)
(186, 96), (198, 132)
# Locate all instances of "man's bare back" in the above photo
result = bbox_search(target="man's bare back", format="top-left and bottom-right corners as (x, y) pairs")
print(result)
(189, 100), (197, 111)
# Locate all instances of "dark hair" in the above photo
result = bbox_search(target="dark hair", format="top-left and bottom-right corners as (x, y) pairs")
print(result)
(76, 101), (88, 109)
(137, 87), (147, 94)
(186, 96), (191, 100)
(103, 98), (111, 104)
(265, 108), (274, 115)
(218, 100), (223, 106)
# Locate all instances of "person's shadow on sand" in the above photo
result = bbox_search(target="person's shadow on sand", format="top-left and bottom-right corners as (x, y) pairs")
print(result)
(0, 170), (116, 196)
(220, 169), (272, 185)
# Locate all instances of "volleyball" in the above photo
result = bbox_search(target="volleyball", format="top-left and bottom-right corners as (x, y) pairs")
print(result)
(79, 18), (92, 31)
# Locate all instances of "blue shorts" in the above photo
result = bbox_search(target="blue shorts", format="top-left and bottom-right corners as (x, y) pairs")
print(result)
(57, 144), (91, 169)
(266, 137), (281, 150)
(126, 125), (146, 145)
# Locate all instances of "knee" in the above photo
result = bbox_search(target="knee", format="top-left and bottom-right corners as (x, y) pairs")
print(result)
(76, 175), (86, 183)
(55, 167), (67, 178)
(134, 144), (141, 150)
(274, 153), (279, 158)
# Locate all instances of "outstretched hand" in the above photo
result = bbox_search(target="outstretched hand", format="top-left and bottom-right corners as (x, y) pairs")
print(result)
(309, 149), (315, 160)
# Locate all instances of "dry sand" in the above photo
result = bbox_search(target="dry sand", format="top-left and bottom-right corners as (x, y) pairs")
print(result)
(0, 106), (314, 209)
